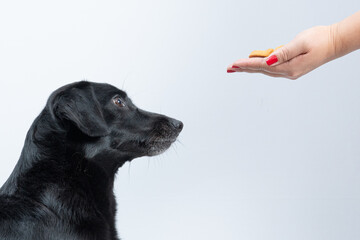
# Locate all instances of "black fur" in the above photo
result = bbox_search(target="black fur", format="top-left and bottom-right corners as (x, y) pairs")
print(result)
(0, 81), (183, 240)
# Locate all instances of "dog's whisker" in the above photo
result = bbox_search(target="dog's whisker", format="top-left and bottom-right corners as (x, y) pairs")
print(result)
(176, 139), (185, 147)
(147, 158), (151, 170)
(121, 73), (129, 91)
(171, 144), (178, 155)
(128, 161), (132, 182)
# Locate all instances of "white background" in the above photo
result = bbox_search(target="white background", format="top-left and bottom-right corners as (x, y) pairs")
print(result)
(1, 1), (360, 239)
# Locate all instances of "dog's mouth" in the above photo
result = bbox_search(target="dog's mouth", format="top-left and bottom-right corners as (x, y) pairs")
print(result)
(146, 137), (178, 156)
(113, 119), (183, 158)
(115, 134), (180, 157)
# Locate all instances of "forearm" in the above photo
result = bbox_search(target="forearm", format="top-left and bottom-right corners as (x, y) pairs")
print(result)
(333, 11), (360, 58)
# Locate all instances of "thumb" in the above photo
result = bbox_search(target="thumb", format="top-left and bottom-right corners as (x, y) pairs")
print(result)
(266, 39), (305, 66)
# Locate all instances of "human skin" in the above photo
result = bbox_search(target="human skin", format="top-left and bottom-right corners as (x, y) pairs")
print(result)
(227, 11), (360, 80)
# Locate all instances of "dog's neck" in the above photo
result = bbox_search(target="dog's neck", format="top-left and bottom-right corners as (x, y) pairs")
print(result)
(0, 109), (123, 235)
(0, 111), (62, 195)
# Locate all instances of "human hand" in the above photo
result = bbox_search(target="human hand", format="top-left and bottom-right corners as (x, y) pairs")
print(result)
(227, 25), (339, 80)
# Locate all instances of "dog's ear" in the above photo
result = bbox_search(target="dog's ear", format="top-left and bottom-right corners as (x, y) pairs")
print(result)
(50, 84), (110, 137)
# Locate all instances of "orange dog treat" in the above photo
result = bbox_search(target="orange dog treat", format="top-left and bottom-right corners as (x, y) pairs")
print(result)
(249, 48), (274, 58)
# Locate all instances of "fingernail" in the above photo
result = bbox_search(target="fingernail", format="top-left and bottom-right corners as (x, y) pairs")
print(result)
(266, 55), (278, 66)
(227, 70), (235, 73)
(232, 65), (239, 68)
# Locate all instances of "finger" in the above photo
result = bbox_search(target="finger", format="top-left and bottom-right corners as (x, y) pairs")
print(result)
(230, 58), (289, 75)
(265, 38), (307, 66)
(237, 69), (288, 78)
(230, 58), (267, 71)
(229, 50), (307, 76)
(267, 54), (308, 79)
(233, 57), (307, 79)
(227, 65), (289, 78)
(227, 64), (239, 73)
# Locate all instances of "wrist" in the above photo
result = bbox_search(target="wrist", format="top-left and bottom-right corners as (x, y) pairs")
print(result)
(330, 11), (360, 59)
(328, 23), (343, 60)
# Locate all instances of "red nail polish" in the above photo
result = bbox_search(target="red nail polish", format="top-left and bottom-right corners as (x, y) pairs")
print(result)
(266, 55), (278, 66)
(232, 65), (239, 68)
(227, 70), (235, 73)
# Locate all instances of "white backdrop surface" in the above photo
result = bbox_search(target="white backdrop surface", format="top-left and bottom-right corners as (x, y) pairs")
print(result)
(0, 1), (360, 239)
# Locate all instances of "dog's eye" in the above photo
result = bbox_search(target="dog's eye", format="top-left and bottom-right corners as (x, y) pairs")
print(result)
(113, 97), (125, 107)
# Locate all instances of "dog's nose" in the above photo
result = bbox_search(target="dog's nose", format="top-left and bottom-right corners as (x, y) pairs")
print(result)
(170, 119), (183, 132)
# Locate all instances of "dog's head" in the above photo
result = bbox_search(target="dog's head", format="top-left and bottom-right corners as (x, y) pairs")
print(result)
(47, 81), (183, 164)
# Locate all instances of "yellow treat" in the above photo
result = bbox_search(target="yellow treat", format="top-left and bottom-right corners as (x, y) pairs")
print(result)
(249, 48), (274, 58)
(274, 45), (284, 51)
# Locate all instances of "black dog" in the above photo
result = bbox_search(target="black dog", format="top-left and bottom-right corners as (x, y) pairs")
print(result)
(0, 81), (183, 240)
